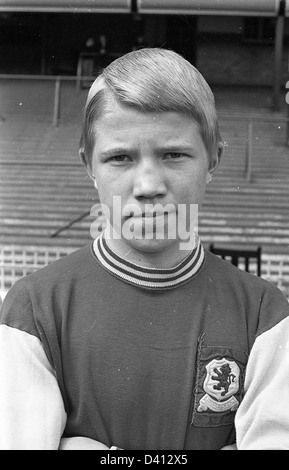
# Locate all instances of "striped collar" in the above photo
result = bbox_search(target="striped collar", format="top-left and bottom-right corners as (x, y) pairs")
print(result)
(92, 233), (205, 290)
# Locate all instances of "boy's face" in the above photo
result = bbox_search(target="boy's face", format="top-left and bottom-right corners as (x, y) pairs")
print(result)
(91, 103), (218, 254)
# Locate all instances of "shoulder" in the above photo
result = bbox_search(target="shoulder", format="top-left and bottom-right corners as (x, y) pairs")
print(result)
(204, 249), (280, 292)
(9, 242), (108, 294)
(25, 243), (94, 284)
(204, 250), (289, 334)
(0, 243), (99, 334)
(3, 241), (103, 304)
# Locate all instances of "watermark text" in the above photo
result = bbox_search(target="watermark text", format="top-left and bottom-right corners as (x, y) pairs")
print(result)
(90, 196), (199, 250)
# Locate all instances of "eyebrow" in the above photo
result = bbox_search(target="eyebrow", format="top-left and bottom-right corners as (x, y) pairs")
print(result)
(99, 144), (198, 157)
(160, 144), (198, 152)
(99, 147), (133, 157)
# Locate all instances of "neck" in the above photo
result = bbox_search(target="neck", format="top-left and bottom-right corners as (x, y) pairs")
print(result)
(93, 231), (205, 290)
(104, 231), (195, 269)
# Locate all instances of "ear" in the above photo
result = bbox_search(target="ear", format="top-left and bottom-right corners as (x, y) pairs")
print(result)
(79, 147), (97, 188)
(206, 141), (224, 183)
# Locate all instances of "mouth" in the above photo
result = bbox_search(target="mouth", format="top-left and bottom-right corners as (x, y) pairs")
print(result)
(140, 211), (169, 218)
(119, 206), (180, 240)
(125, 209), (176, 219)
(121, 203), (178, 225)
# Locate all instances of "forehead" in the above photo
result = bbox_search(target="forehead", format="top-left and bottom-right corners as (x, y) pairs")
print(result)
(92, 104), (204, 149)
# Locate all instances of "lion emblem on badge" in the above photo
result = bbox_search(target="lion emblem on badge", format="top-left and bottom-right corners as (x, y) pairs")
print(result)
(211, 362), (237, 396)
(197, 358), (240, 413)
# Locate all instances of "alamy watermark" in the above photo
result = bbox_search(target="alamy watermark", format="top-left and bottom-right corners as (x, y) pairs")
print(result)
(90, 196), (199, 250)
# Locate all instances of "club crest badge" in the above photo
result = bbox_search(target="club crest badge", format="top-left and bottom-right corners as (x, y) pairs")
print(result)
(197, 357), (240, 413)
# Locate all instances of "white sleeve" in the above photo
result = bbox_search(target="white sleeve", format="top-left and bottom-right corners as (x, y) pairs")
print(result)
(0, 325), (67, 450)
(235, 316), (289, 450)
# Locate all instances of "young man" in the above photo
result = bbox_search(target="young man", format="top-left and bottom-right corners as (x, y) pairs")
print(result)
(1, 48), (289, 450)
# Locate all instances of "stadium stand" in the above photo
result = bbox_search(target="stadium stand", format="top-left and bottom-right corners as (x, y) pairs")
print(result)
(0, 79), (288, 300)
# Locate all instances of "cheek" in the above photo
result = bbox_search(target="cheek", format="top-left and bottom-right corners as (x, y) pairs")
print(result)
(180, 169), (208, 194)
(95, 176), (125, 212)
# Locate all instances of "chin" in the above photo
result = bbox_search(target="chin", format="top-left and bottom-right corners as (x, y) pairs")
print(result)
(124, 237), (179, 254)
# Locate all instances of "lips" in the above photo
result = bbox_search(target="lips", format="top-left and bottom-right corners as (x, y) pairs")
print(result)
(121, 202), (178, 223)
(123, 207), (176, 219)
(140, 211), (170, 218)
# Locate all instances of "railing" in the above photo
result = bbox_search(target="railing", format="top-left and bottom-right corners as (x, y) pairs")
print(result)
(244, 117), (289, 182)
(0, 73), (94, 126)
(219, 114), (289, 183)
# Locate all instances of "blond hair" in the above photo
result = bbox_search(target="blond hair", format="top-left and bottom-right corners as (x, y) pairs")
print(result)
(80, 48), (222, 169)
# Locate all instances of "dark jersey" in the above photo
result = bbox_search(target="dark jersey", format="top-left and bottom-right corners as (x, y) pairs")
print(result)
(1, 235), (289, 450)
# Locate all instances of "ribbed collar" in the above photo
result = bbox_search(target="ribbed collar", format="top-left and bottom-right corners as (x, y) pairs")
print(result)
(92, 232), (205, 290)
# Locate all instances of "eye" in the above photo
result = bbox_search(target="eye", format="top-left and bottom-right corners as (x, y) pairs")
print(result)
(107, 155), (132, 163)
(164, 152), (187, 160)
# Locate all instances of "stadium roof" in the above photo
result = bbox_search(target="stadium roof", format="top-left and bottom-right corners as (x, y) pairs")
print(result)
(0, 0), (287, 16)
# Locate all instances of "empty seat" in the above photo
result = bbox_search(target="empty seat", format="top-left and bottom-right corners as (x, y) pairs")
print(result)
(209, 244), (262, 277)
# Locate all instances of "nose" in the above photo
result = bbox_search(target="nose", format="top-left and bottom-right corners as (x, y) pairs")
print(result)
(132, 159), (167, 200)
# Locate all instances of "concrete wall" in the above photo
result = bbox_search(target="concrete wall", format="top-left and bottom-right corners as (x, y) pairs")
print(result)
(195, 15), (289, 86)
(196, 37), (288, 87)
